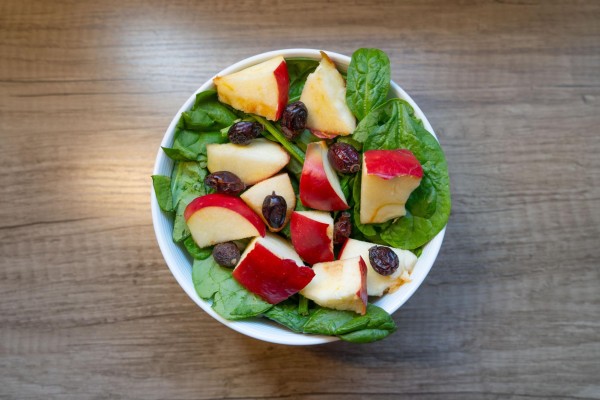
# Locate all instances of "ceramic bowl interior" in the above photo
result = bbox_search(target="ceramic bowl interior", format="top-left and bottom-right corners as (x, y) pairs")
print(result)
(151, 49), (446, 345)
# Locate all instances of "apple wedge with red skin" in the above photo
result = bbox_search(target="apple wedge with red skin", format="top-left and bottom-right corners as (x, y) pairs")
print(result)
(300, 256), (368, 315)
(290, 210), (334, 265)
(213, 56), (289, 121)
(184, 193), (265, 248)
(299, 141), (349, 211)
(360, 149), (423, 224)
(232, 233), (315, 304)
(339, 238), (417, 296)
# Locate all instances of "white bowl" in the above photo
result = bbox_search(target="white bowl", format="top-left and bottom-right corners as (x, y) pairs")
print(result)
(151, 49), (446, 345)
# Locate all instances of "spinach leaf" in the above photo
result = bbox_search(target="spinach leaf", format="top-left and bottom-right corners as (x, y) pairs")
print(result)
(170, 161), (207, 243)
(151, 175), (173, 212)
(182, 96), (237, 131)
(304, 304), (396, 343)
(192, 256), (230, 299)
(192, 90), (218, 109)
(338, 175), (355, 203)
(352, 99), (451, 250)
(266, 303), (396, 343)
(172, 200), (190, 243)
(285, 58), (319, 103)
(161, 146), (195, 161)
(346, 48), (391, 121)
(163, 130), (227, 161)
(336, 135), (363, 151)
(192, 257), (272, 320)
(352, 98), (412, 150)
(184, 236), (212, 260)
(302, 308), (358, 335)
(263, 301), (312, 333)
(171, 161), (206, 206)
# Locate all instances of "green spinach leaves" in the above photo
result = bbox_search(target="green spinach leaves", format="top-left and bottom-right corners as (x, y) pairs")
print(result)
(151, 175), (173, 212)
(286, 58), (320, 103)
(346, 48), (391, 121)
(192, 256), (272, 320)
(352, 99), (451, 250)
(264, 302), (397, 343)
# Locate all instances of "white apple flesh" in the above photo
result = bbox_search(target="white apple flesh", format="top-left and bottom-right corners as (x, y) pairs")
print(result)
(300, 256), (368, 315)
(300, 52), (356, 137)
(240, 173), (296, 232)
(206, 139), (290, 186)
(184, 194), (266, 248)
(360, 149), (423, 224)
(339, 238), (417, 296)
(213, 56), (289, 121)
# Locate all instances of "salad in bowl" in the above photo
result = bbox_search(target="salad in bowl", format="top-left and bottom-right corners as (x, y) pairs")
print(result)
(151, 48), (450, 345)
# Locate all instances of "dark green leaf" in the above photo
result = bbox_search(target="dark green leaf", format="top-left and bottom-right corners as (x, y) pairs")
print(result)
(263, 301), (312, 333)
(339, 175), (355, 202)
(339, 329), (393, 343)
(162, 146), (196, 161)
(192, 257), (272, 320)
(192, 90), (218, 110)
(302, 308), (359, 335)
(212, 276), (272, 320)
(151, 175), (173, 212)
(294, 129), (321, 153)
(184, 236), (212, 260)
(302, 304), (396, 343)
(182, 101), (237, 131)
(170, 161), (207, 243)
(346, 48), (391, 121)
(352, 99), (451, 249)
(170, 130), (227, 161)
(336, 135), (363, 151)
(172, 200), (190, 242)
(285, 58), (319, 103)
(171, 161), (206, 206)
(263, 301), (396, 343)
(192, 257), (229, 299)
(352, 99), (413, 151)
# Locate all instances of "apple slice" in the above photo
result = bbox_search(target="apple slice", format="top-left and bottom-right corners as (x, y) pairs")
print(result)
(290, 210), (334, 265)
(299, 141), (349, 211)
(339, 238), (418, 296)
(360, 149), (423, 224)
(300, 256), (367, 315)
(207, 139), (290, 186)
(299, 51), (356, 137)
(240, 173), (296, 232)
(184, 194), (266, 248)
(232, 233), (315, 304)
(213, 56), (289, 121)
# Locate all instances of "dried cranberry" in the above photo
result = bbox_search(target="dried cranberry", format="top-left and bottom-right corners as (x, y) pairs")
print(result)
(368, 246), (399, 276)
(212, 242), (240, 268)
(333, 212), (352, 245)
(204, 171), (245, 195)
(280, 101), (308, 139)
(228, 121), (263, 145)
(262, 192), (287, 229)
(328, 142), (361, 174)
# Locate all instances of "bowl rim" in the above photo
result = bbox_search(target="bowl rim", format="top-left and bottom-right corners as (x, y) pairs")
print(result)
(151, 49), (446, 345)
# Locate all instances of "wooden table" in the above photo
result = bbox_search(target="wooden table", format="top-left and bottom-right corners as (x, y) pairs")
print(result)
(1, 1), (599, 399)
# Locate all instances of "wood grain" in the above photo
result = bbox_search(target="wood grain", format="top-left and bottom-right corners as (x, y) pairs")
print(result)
(1, 0), (599, 399)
